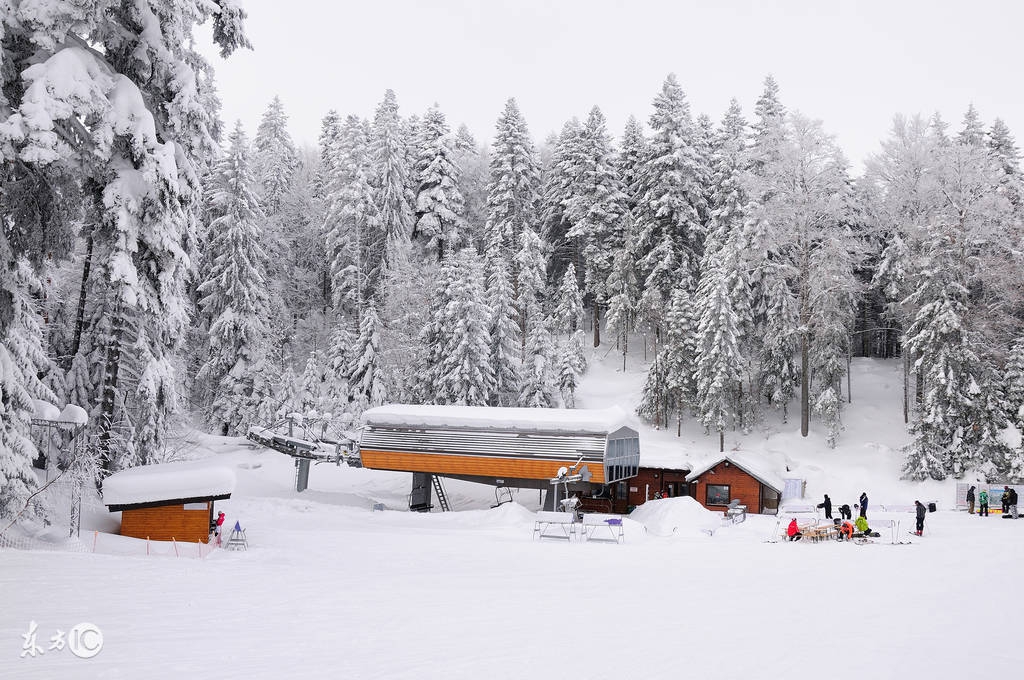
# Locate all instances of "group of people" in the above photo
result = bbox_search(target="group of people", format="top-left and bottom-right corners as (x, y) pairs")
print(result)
(965, 485), (1018, 518)
(815, 492), (869, 521)
(787, 491), (930, 540)
(786, 514), (876, 542)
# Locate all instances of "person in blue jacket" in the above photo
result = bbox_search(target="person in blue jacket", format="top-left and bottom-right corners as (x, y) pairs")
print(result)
(859, 492), (868, 518)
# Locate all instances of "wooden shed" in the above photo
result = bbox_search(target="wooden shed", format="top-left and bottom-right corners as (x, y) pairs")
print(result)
(685, 454), (783, 515)
(103, 461), (237, 543)
(359, 405), (640, 510)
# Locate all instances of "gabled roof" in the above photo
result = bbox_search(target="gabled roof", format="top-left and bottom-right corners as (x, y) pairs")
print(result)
(685, 453), (785, 493)
(103, 460), (236, 509)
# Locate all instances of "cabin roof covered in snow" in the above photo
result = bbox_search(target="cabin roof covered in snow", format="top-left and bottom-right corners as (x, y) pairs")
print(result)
(685, 453), (786, 493)
(103, 460), (236, 509)
(363, 404), (634, 435)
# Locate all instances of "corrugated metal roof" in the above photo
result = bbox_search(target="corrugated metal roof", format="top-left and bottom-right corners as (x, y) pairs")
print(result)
(363, 404), (633, 435)
(361, 427), (608, 462)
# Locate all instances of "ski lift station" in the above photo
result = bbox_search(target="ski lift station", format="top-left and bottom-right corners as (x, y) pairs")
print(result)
(358, 405), (641, 511)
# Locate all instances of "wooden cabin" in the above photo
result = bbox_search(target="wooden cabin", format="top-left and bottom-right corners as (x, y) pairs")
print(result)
(103, 461), (237, 543)
(685, 454), (783, 515)
(578, 465), (692, 514)
(359, 405), (641, 510)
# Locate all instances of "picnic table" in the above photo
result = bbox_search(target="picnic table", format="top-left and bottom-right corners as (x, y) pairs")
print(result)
(802, 524), (837, 543)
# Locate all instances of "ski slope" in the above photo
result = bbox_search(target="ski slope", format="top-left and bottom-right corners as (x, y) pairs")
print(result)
(2, 354), (1021, 679)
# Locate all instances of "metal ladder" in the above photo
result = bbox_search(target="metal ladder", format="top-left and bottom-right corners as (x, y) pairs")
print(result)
(432, 475), (451, 512)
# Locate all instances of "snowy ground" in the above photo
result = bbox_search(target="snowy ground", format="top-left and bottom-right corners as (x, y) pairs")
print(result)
(2, 350), (1022, 679)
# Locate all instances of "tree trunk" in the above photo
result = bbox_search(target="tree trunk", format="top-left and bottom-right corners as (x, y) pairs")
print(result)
(98, 304), (126, 471)
(719, 429), (724, 453)
(737, 380), (744, 430)
(592, 302), (601, 348)
(621, 327), (628, 372)
(903, 350), (909, 424)
(800, 331), (809, 437)
(66, 235), (94, 370)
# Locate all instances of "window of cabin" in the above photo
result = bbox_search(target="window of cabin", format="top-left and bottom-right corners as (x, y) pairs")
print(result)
(706, 484), (731, 506)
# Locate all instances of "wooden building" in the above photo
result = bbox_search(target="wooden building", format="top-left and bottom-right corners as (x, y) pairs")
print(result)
(685, 454), (783, 515)
(359, 405), (641, 511)
(578, 465), (692, 514)
(103, 461), (237, 543)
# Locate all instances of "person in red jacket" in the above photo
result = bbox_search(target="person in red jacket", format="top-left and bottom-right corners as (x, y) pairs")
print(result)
(838, 520), (854, 541)
(214, 511), (226, 546)
(787, 518), (802, 541)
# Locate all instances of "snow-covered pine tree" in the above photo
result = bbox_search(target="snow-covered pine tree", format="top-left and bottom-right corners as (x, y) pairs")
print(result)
(955, 104), (985, 147)
(484, 99), (541, 258)
(750, 74), (787, 173)
(566, 106), (629, 348)
(196, 122), (270, 436)
(453, 124), (490, 253)
(539, 118), (584, 285)
(694, 229), (749, 450)
(604, 214), (641, 371)
(0, 260), (58, 508)
(552, 264), (585, 334)
(0, 342), (36, 518)
(322, 321), (355, 425)
(988, 118), (1023, 213)
(632, 74), (705, 327)
(706, 99), (748, 254)
(1005, 336), (1024, 478)
(514, 224), (547, 356)
(808, 232), (861, 448)
(3, 0), (244, 476)
(693, 113), (717, 235)
(253, 96), (298, 216)
(902, 262), (996, 479)
(484, 237), (521, 406)
(299, 350), (326, 416)
(346, 303), (387, 412)
(558, 331), (587, 408)
(897, 128), (1016, 478)
(519, 314), (556, 408)
(414, 249), (460, 403)
(413, 106), (467, 261)
(371, 90), (415, 296)
(640, 282), (698, 434)
(432, 249), (494, 405)
(315, 110), (342, 200)
(618, 116), (648, 211)
(7, 261), (59, 405)
(324, 116), (381, 312)
(273, 363), (302, 423)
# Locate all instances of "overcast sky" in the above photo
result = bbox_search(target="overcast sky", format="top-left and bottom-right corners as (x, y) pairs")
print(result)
(198, 0), (1024, 173)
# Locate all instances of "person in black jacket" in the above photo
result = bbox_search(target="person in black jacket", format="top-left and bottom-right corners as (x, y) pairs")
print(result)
(817, 494), (833, 520)
(1008, 487), (1019, 519)
(967, 485), (976, 514)
(914, 501), (926, 535)
(859, 492), (868, 518)
(839, 503), (852, 520)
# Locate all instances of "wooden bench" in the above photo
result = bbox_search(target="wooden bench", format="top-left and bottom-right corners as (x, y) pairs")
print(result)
(581, 513), (624, 544)
(533, 511), (577, 541)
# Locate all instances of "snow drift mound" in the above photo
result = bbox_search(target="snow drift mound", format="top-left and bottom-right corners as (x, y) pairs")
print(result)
(628, 496), (721, 537)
